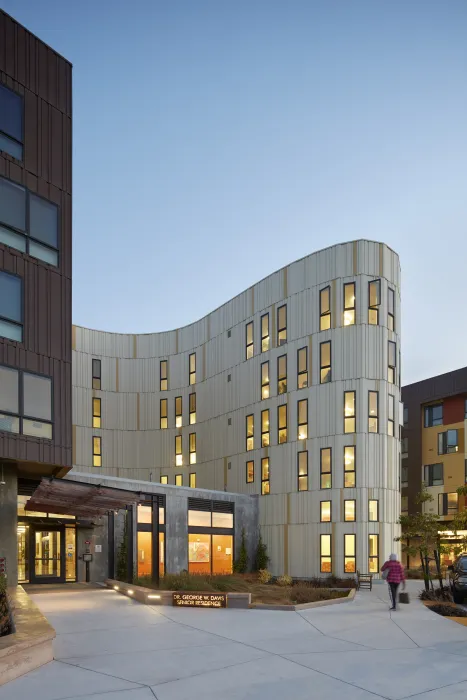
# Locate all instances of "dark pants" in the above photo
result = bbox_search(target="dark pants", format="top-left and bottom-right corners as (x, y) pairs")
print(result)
(388, 582), (399, 609)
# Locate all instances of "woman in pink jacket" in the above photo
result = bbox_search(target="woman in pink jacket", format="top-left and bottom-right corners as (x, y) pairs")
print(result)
(381, 553), (406, 611)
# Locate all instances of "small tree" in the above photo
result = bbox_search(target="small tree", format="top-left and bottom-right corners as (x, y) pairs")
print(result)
(254, 532), (270, 571)
(234, 527), (249, 573)
(116, 511), (129, 582)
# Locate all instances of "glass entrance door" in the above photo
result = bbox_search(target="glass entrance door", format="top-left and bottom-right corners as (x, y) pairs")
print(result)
(33, 529), (63, 581)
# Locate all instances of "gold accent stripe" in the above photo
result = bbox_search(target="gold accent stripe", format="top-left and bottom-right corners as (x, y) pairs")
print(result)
(72, 424), (76, 465)
(72, 325), (76, 350)
(353, 241), (358, 275)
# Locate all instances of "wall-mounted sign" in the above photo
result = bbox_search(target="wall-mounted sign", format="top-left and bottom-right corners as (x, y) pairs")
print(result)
(95, 545), (102, 553)
(84, 540), (91, 545)
(173, 592), (227, 609)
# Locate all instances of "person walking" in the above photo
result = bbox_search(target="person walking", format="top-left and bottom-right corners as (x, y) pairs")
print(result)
(381, 553), (406, 611)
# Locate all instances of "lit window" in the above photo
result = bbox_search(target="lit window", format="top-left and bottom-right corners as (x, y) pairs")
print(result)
(320, 341), (331, 384)
(175, 474), (183, 487)
(343, 282), (356, 326)
(368, 500), (379, 522)
(320, 286), (331, 330)
(439, 492), (458, 515)
(189, 433), (197, 464)
(388, 288), (395, 331)
(297, 450), (308, 491)
(401, 465), (408, 488)
(92, 398), (101, 428)
(175, 396), (183, 428)
(261, 409), (270, 447)
(189, 473), (196, 488)
(261, 313), (270, 352)
(424, 404), (443, 427)
(278, 404), (287, 444)
(93, 436), (102, 467)
(160, 399), (168, 429)
(261, 457), (270, 495)
(137, 504), (152, 524)
(261, 361), (270, 399)
(320, 534), (332, 573)
(401, 496), (408, 512)
(388, 341), (396, 384)
(175, 435), (183, 466)
(369, 534), (379, 573)
(438, 430), (458, 455)
(246, 414), (254, 451)
(246, 321), (254, 359)
(277, 354), (287, 394)
(160, 475), (168, 484)
(0, 84), (23, 160)
(92, 359), (101, 390)
(344, 446), (356, 487)
(160, 360), (168, 391)
(320, 501), (331, 522)
(344, 499), (356, 522)
(0, 271), (22, 342)
(189, 393), (196, 424)
(368, 391), (379, 433)
(320, 447), (332, 489)
(189, 353), (196, 385)
(297, 347), (308, 389)
(344, 391), (356, 433)
(388, 394), (395, 436)
(277, 305), (287, 346)
(344, 534), (356, 573)
(0, 367), (52, 438)
(246, 460), (254, 483)
(424, 463), (443, 487)
(368, 279), (381, 325)
(297, 399), (308, 440)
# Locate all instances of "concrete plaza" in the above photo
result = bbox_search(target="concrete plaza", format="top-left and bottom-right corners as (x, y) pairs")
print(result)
(1, 581), (467, 700)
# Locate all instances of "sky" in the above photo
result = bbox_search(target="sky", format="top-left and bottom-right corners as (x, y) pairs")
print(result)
(3, 0), (467, 385)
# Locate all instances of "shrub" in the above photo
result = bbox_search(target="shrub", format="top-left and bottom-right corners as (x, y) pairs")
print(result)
(255, 533), (270, 571)
(258, 569), (273, 584)
(0, 574), (11, 637)
(276, 574), (293, 587)
(234, 528), (249, 573)
(419, 586), (453, 602)
(291, 586), (347, 605)
(429, 603), (467, 617)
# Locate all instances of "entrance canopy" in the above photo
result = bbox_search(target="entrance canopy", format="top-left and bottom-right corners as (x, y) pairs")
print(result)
(25, 478), (140, 518)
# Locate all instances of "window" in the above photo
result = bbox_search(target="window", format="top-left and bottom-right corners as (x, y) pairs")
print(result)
(160, 360), (168, 391)
(368, 279), (381, 324)
(368, 391), (379, 433)
(344, 391), (356, 433)
(401, 465), (409, 488)
(388, 394), (395, 436)
(424, 463), (443, 487)
(388, 288), (395, 331)
(402, 437), (408, 455)
(320, 341), (331, 384)
(189, 393), (196, 424)
(189, 433), (197, 464)
(0, 84), (23, 160)
(320, 501), (331, 522)
(320, 286), (331, 330)
(388, 341), (396, 384)
(439, 492), (458, 516)
(189, 473), (196, 488)
(344, 446), (356, 487)
(277, 355), (287, 394)
(369, 500), (379, 522)
(175, 435), (183, 466)
(297, 399), (308, 440)
(175, 396), (183, 427)
(92, 359), (101, 390)
(0, 271), (22, 342)
(261, 457), (270, 494)
(261, 409), (270, 447)
(189, 353), (196, 385)
(261, 361), (270, 399)
(403, 405), (408, 426)
(369, 534), (379, 573)
(320, 534), (332, 573)
(297, 450), (308, 491)
(0, 367), (53, 438)
(401, 496), (408, 512)
(297, 347), (308, 389)
(246, 321), (254, 359)
(320, 447), (332, 489)
(424, 403), (443, 427)
(277, 305), (287, 346)
(344, 500), (356, 522)
(92, 398), (101, 428)
(160, 399), (168, 429)
(278, 405), (287, 444)
(343, 282), (356, 326)
(344, 534), (356, 573)
(246, 460), (254, 483)
(246, 414), (254, 451)
(93, 436), (102, 467)
(160, 475), (168, 484)
(261, 313), (270, 352)
(175, 474), (183, 487)
(438, 430), (459, 455)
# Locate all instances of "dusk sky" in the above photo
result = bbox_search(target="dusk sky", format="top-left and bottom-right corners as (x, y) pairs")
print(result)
(4, 0), (467, 385)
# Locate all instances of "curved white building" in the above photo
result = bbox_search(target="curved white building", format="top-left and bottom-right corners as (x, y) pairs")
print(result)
(72, 239), (401, 577)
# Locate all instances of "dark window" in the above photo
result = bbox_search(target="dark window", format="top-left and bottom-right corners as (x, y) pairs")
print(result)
(0, 366), (53, 438)
(297, 347), (308, 389)
(0, 271), (22, 342)
(278, 404), (287, 444)
(424, 463), (443, 487)
(401, 465), (409, 488)
(160, 360), (168, 391)
(261, 313), (270, 352)
(246, 460), (254, 483)
(368, 279), (381, 325)
(277, 354), (287, 394)
(388, 394), (395, 436)
(277, 305), (287, 346)
(403, 405), (408, 426)
(246, 321), (254, 359)
(388, 341), (396, 384)
(297, 450), (308, 491)
(438, 492), (458, 516)
(320, 341), (331, 384)
(0, 83), (23, 160)
(92, 359), (101, 390)
(320, 286), (331, 330)
(261, 457), (270, 494)
(388, 288), (395, 331)
(320, 447), (332, 489)
(402, 437), (408, 454)
(343, 282), (356, 326)
(438, 430), (459, 455)
(424, 404), (443, 427)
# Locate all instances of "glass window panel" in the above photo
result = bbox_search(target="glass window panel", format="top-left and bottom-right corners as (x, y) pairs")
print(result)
(261, 409), (269, 433)
(278, 305), (286, 329)
(0, 224), (26, 252)
(137, 504), (152, 524)
(160, 476), (168, 484)
(320, 341), (331, 367)
(344, 282), (355, 326)
(369, 279), (381, 307)
(0, 84), (23, 142)
(0, 319), (22, 342)
(298, 347), (307, 374)
(28, 240), (58, 266)
(29, 194), (59, 248)
(188, 533), (211, 575)
(175, 474), (183, 486)
(0, 365), (19, 413)
(262, 457), (269, 480)
(246, 321), (253, 345)
(212, 534), (233, 575)
(0, 132), (22, 160)
(345, 534), (355, 556)
(298, 399), (307, 425)
(298, 451), (308, 476)
(0, 271), (22, 324)
(23, 419), (52, 439)
(137, 531), (152, 578)
(320, 287), (330, 314)
(344, 500), (356, 521)
(246, 460), (254, 483)
(188, 509), (211, 527)
(212, 512), (234, 528)
(369, 500), (379, 521)
(389, 341), (396, 367)
(321, 448), (331, 471)
(189, 353), (196, 371)
(344, 391), (355, 416)
(320, 501), (331, 522)
(0, 412), (20, 432)
(23, 373), (52, 421)
(0, 177), (26, 231)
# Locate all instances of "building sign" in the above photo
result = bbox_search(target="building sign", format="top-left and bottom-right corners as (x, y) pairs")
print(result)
(173, 592), (227, 608)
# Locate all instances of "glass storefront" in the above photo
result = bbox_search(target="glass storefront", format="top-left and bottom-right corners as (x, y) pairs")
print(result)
(187, 499), (235, 575)
(136, 497), (166, 580)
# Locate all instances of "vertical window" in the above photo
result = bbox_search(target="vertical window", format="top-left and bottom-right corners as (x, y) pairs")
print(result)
(246, 460), (254, 483)
(160, 399), (168, 429)
(92, 398), (101, 428)
(160, 360), (168, 391)
(278, 405), (287, 444)
(320, 534), (332, 573)
(189, 353), (196, 385)
(344, 446), (356, 487)
(277, 354), (287, 394)
(438, 492), (458, 516)
(0, 271), (23, 342)
(401, 496), (408, 512)
(261, 409), (270, 447)
(246, 414), (254, 451)
(246, 321), (254, 359)
(424, 404), (443, 427)
(438, 430), (459, 455)
(320, 341), (331, 384)
(261, 457), (270, 495)
(320, 447), (332, 489)
(160, 475), (168, 484)
(175, 474), (183, 487)
(297, 450), (308, 491)
(189, 393), (196, 424)
(92, 359), (101, 390)
(343, 282), (356, 326)
(368, 279), (381, 325)
(189, 473), (196, 488)
(277, 305), (287, 346)
(175, 435), (183, 466)
(320, 286), (331, 330)
(93, 436), (102, 467)
(369, 500), (379, 522)
(189, 433), (197, 464)
(369, 534), (379, 573)
(368, 391), (379, 433)
(297, 347), (308, 389)
(261, 361), (270, 399)
(344, 391), (356, 433)
(320, 501), (331, 522)
(344, 534), (356, 573)
(424, 463), (444, 487)
(297, 399), (308, 440)
(388, 288), (395, 331)
(0, 84), (23, 160)
(175, 396), (183, 427)
(403, 405), (408, 425)
(388, 394), (395, 436)
(261, 313), (270, 352)
(388, 341), (396, 384)
(401, 465), (408, 488)
(344, 500), (356, 522)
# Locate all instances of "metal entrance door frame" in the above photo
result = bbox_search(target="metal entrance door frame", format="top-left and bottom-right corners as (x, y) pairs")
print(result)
(29, 524), (66, 584)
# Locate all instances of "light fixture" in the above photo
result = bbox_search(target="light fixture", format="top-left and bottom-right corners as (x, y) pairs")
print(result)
(127, 589), (134, 595)
(114, 585), (119, 591)
(147, 594), (161, 599)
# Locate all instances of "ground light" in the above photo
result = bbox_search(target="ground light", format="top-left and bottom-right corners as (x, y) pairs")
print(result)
(147, 594), (161, 599)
